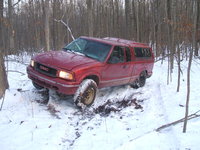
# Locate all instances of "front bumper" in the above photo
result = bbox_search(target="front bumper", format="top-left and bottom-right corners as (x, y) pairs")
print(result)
(27, 66), (79, 95)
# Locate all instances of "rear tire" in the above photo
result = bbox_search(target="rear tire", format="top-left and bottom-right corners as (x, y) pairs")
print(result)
(32, 81), (44, 90)
(138, 71), (146, 87)
(74, 79), (97, 108)
(130, 71), (146, 89)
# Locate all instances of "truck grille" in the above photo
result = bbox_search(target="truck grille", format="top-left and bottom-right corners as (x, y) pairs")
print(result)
(35, 63), (57, 77)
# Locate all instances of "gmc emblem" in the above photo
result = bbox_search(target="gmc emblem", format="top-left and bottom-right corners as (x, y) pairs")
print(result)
(40, 65), (49, 71)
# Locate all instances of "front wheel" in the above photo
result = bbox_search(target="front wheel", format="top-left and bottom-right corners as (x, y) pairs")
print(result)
(32, 81), (44, 90)
(74, 79), (97, 108)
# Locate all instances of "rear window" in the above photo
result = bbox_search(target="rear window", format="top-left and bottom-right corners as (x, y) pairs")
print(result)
(134, 47), (151, 58)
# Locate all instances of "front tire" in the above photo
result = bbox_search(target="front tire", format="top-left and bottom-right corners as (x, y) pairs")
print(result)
(74, 79), (97, 108)
(32, 81), (44, 90)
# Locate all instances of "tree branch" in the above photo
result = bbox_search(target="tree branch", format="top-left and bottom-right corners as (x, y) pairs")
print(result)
(54, 19), (75, 41)
(13, 0), (21, 7)
(156, 110), (200, 132)
(7, 70), (25, 75)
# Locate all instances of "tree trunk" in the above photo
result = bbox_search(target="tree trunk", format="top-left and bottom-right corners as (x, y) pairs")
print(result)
(177, 45), (181, 92)
(0, 54), (9, 98)
(136, 1), (140, 42)
(125, 0), (131, 39)
(0, 0), (9, 98)
(183, 46), (193, 133)
(87, 0), (94, 37)
(183, 0), (197, 133)
(8, 0), (15, 51)
(43, 0), (50, 51)
(194, 0), (199, 56)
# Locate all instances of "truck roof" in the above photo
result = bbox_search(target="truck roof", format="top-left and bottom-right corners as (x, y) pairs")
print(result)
(80, 36), (150, 48)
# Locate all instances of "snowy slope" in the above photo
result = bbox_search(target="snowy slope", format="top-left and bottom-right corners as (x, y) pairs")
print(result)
(0, 54), (200, 150)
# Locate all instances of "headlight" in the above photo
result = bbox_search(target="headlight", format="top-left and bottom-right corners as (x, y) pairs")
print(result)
(58, 71), (74, 80)
(30, 60), (35, 67)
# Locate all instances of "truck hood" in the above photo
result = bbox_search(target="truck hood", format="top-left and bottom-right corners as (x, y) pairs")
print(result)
(34, 50), (99, 70)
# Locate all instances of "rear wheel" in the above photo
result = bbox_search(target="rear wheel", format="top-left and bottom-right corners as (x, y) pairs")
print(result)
(74, 79), (97, 108)
(131, 71), (147, 89)
(138, 71), (146, 87)
(32, 81), (44, 90)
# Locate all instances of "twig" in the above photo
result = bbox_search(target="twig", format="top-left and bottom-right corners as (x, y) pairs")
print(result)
(5, 58), (29, 66)
(0, 93), (6, 111)
(156, 110), (200, 132)
(130, 130), (153, 142)
(193, 59), (200, 65)
(7, 70), (25, 75)
(155, 54), (171, 62)
(31, 101), (34, 118)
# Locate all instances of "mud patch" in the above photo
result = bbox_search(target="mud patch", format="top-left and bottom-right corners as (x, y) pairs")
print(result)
(93, 98), (143, 116)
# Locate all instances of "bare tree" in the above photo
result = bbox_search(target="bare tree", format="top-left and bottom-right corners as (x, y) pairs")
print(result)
(43, 0), (50, 51)
(8, 0), (15, 51)
(0, 0), (9, 99)
(136, 0), (140, 42)
(183, 0), (197, 133)
(194, 0), (199, 56)
(125, 0), (131, 39)
(87, 0), (94, 37)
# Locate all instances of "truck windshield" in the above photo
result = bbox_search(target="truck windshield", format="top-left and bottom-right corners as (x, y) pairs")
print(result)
(63, 38), (111, 62)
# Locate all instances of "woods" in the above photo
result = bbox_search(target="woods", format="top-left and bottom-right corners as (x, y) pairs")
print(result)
(0, 0), (198, 55)
(0, 0), (200, 132)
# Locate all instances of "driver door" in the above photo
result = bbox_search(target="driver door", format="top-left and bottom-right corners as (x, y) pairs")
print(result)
(101, 46), (132, 87)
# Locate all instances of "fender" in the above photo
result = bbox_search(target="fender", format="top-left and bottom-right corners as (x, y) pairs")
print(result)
(78, 71), (101, 85)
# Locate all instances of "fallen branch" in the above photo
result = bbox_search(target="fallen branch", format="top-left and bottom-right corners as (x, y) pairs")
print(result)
(0, 93), (6, 111)
(7, 70), (25, 75)
(54, 19), (75, 41)
(5, 58), (29, 66)
(156, 110), (200, 132)
(128, 110), (200, 142)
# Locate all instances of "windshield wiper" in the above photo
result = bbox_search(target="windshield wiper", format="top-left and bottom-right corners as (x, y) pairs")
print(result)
(63, 48), (72, 51)
(65, 48), (85, 56)
(84, 53), (93, 59)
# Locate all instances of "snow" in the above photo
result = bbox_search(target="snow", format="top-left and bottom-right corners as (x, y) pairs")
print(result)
(0, 54), (200, 150)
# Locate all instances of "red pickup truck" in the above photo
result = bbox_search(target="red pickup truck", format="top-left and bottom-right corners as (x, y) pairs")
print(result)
(27, 36), (154, 108)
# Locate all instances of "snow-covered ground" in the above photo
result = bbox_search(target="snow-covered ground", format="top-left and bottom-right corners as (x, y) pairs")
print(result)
(0, 54), (200, 150)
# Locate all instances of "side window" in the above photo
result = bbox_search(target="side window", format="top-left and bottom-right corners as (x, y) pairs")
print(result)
(108, 46), (125, 64)
(134, 47), (143, 57)
(134, 47), (151, 58)
(125, 47), (131, 62)
(143, 48), (151, 57)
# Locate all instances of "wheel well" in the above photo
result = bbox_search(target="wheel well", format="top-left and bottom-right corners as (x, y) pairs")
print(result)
(145, 70), (148, 76)
(139, 70), (148, 78)
(84, 75), (99, 85)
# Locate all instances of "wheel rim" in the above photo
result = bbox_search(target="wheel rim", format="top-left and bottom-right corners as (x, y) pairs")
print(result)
(83, 87), (95, 105)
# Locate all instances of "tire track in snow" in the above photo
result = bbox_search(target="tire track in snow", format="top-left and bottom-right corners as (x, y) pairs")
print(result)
(152, 82), (180, 148)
